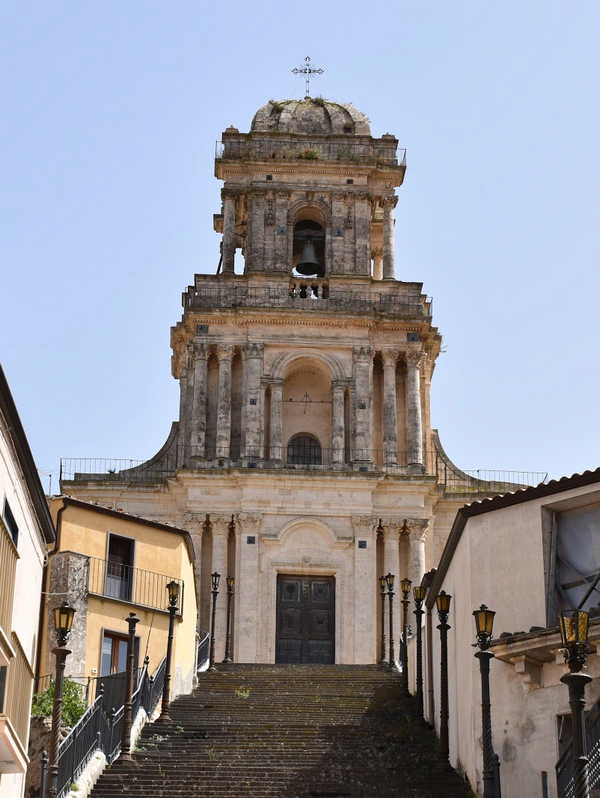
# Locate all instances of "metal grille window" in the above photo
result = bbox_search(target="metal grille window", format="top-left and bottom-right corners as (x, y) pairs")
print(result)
(548, 504), (600, 622)
(287, 434), (322, 465)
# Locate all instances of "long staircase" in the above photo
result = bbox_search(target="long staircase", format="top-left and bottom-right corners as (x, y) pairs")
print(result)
(89, 664), (469, 798)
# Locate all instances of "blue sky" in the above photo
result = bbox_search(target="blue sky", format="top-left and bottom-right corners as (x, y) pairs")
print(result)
(1, 2), (599, 490)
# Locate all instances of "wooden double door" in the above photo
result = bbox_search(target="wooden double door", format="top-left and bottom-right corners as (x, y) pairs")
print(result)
(276, 575), (335, 664)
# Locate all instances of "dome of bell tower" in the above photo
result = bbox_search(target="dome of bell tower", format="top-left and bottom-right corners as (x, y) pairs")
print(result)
(251, 98), (371, 136)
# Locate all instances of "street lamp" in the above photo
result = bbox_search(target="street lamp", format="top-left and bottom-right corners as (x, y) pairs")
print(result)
(473, 605), (502, 798)
(223, 576), (235, 663)
(400, 577), (412, 691)
(435, 590), (451, 763)
(160, 581), (180, 721)
(413, 584), (426, 716)
(47, 602), (75, 798)
(121, 612), (140, 757)
(559, 609), (591, 798)
(385, 573), (395, 667)
(209, 572), (220, 670)
(379, 575), (387, 666)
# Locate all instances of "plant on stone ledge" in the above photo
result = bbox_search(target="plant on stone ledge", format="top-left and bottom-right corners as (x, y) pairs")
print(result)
(31, 678), (87, 727)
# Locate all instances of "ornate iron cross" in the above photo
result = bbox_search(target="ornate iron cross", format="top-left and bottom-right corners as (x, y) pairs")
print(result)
(292, 56), (324, 98)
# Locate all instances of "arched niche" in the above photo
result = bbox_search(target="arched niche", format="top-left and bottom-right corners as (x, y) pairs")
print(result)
(280, 356), (332, 464)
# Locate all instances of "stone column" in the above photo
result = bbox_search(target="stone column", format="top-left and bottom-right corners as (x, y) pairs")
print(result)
(211, 516), (230, 663)
(382, 350), (398, 466)
(406, 519), (429, 587)
(177, 346), (193, 467)
(331, 193), (346, 274)
(222, 193), (236, 274)
(190, 341), (208, 459)
(354, 192), (371, 275)
(331, 382), (345, 465)
(382, 196), (397, 279)
(246, 190), (265, 272)
(352, 346), (373, 463)
(383, 520), (401, 664)
(241, 342), (264, 461)
(269, 379), (283, 462)
(406, 350), (425, 471)
(352, 517), (378, 663)
(274, 192), (290, 270)
(235, 513), (262, 663)
(216, 345), (233, 460)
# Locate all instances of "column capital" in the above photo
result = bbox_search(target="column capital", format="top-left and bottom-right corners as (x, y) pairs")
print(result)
(382, 349), (399, 367)
(236, 512), (263, 535)
(401, 518), (430, 541)
(242, 342), (264, 359)
(380, 194), (398, 209)
(351, 516), (378, 537)
(210, 514), (234, 535)
(353, 345), (374, 361)
(380, 518), (404, 534)
(405, 348), (426, 368)
(221, 188), (239, 201)
(192, 339), (210, 357)
(217, 344), (234, 360)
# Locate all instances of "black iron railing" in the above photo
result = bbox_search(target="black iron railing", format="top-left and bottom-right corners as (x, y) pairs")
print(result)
(87, 556), (184, 615)
(50, 657), (166, 798)
(556, 692), (600, 797)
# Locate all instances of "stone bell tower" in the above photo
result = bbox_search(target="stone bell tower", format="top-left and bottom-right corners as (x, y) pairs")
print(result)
(68, 97), (484, 666)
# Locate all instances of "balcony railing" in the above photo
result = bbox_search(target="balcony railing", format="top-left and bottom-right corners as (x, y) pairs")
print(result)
(185, 283), (432, 319)
(0, 518), (18, 633)
(61, 454), (548, 497)
(88, 557), (184, 615)
(4, 632), (34, 752)
(216, 137), (405, 167)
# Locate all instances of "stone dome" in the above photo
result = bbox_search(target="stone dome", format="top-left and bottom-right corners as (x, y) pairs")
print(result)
(251, 99), (371, 136)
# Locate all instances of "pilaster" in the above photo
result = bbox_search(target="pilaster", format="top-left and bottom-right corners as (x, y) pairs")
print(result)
(241, 342), (264, 460)
(382, 350), (399, 466)
(210, 515), (231, 662)
(352, 346), (373, 461)
(216, 345), (233, 460)
(351, 516), (378, 663)
(406, 349), (425, 471)
(235, 513), (263, 662)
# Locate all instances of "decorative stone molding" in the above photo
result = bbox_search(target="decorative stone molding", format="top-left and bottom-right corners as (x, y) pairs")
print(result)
(351, 516), (378, 538)
(402, 518), (430, 541)
(405, 349), (426, 368)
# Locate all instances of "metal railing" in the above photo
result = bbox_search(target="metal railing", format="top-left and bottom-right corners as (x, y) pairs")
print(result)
(52, 656), (166, 798)
(556, 691), (600, 797)
(88, 556), (184, 615)
(216, 137), (404, 166)
(61, 454), (547, 496)
(4, 632), (34, 751)
(196, 631), (210, 671)
(185, 283), (431, 318)
(0, 518), (18, 632)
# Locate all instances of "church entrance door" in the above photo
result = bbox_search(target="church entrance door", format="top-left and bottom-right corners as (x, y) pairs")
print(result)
(276, 575), (335, 664)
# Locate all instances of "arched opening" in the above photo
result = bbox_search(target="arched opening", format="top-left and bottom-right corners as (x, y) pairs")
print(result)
(287, 433), (322, 465)
(293, 219), (325, 277)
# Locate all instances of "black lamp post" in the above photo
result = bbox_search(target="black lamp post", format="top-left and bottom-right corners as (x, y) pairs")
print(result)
(385, 573), (395, 667)
(413, 584), (426, 716)
(160, 581), (180, 721)
(400, 577), (412, 691)
(209, 571), (220, 670)
(559, 609), (591, 798)
(47, 602), (75, 798)
(435, 590), (451, 763)
(379, 575), (387, 665)
(473, 605), (502, 798)
(121, 612), (140, 757)
(223, 576), (234, 663)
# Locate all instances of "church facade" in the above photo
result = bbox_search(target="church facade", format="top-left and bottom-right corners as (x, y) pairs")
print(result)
(62, 97), (502, 666)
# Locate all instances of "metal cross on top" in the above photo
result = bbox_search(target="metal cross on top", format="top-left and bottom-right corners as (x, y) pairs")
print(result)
(292, 56), (324, 99)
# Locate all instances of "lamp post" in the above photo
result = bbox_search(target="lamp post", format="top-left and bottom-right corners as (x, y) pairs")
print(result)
(435, 590), (451, 763)
(209, 571), (220, 670)
(379, 575), (387, 666)
(223, 576), (234, 663)
(400, 577), (412, 691)
(413, 584), (426, 716)
(47, 602), (75, 798)
(473, 605), (502, 798)
(559, 609), (591, 798)
(160, 581), (180, 721)
(385, 573), (395, 667)
(121, 612), (140, 758)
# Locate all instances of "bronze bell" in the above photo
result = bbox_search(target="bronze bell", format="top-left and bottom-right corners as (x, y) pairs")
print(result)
(296, 240), (321, 276)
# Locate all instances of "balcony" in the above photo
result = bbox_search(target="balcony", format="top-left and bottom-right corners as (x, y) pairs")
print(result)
(0, 632), (33, 773)
(87, 557), (184, 615)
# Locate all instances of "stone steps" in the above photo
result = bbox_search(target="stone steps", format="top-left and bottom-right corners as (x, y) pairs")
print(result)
(89, 664), (469, 798)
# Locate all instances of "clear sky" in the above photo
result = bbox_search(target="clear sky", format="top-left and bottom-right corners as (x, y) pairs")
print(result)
(2, 2), (599, 492)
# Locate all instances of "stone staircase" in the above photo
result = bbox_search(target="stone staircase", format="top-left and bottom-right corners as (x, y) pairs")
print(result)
(89, 664), (470, 798)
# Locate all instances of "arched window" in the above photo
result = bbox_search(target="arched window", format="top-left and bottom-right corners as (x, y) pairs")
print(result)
(287, 434), (322, 465)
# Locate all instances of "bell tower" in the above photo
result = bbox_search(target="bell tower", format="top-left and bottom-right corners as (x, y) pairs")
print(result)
(213, 99), (406, 279)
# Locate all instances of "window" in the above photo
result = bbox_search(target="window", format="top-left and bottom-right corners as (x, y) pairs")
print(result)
(2, 498), (18, 546)
(548, 503), (600, 622)
(100, 631), (139, 676)
(105, 534), (134, 601)
(287, 434), (322, 465)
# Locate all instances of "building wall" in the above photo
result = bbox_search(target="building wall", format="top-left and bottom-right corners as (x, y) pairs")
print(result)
(423, 482), (600, 798)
